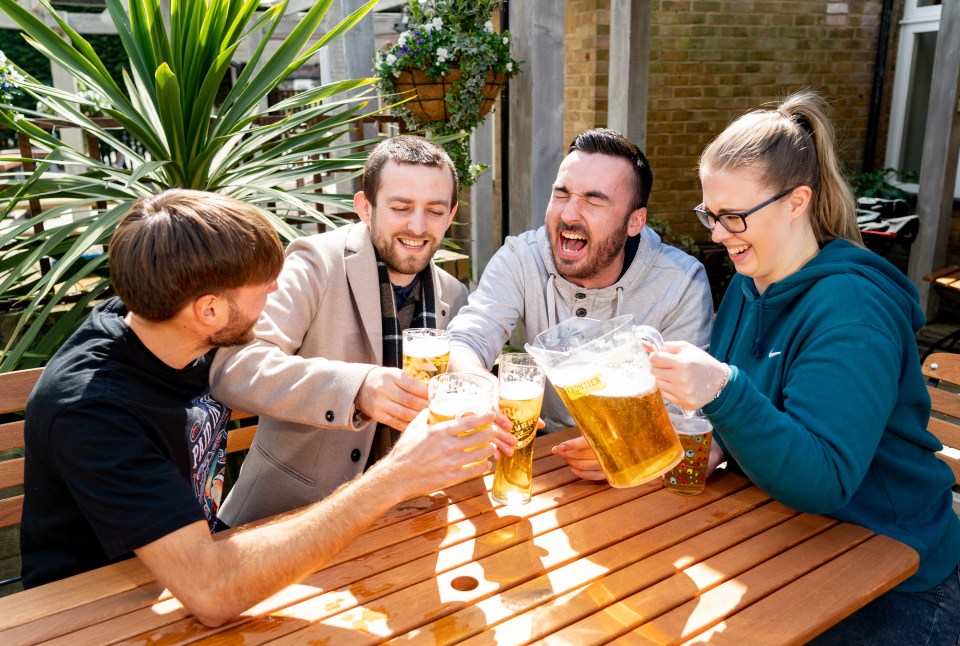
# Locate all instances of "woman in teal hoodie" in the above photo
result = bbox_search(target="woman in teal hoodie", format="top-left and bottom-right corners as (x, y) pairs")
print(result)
(650, 91), (960, 644)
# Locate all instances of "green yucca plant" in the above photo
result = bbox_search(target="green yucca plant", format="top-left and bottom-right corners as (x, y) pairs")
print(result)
(0, 0), (382, 371)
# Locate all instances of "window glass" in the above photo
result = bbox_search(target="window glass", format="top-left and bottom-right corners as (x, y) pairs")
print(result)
(899, 30), (937, 175)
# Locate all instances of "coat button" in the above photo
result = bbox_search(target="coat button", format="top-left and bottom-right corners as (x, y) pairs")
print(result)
(326, 410), (335, 422)
(441, 309), (447, 316)
(576, 308), (587, 317)
(351, 448), (361, 462)
(575, 292), (586, 300)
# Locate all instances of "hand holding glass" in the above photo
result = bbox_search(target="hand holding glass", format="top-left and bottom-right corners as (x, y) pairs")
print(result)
(427, 373), (498, 472)
(491, 354), (545, 505)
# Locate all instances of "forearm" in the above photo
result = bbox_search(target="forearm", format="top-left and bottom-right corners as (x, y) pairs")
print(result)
(448, 344), (489, 373)
(212, 345), (374, 429)
(139, 411), (500, 626)
(149, 465), (405, 626)
(706, 330), (897, 512)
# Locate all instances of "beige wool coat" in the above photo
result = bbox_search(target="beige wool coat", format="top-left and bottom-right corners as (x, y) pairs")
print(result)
(210, 223), (468, 526)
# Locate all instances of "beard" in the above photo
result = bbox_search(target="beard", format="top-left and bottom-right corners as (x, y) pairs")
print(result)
(208, 299), (258, 348)
(549, 216), (630, 282)
(368, 210), (441, 278)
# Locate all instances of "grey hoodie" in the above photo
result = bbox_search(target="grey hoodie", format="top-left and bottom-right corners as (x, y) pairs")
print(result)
(448, 225), (714, 430)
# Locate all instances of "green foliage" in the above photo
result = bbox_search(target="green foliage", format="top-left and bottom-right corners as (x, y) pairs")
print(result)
(847, 167), (919, 203)
(0, 0), (382, 371)
(373, 0), (520, 188)
(646, 216), (700, 257)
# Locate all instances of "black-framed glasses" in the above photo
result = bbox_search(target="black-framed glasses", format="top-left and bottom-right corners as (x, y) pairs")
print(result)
(693, 186), (798, 233)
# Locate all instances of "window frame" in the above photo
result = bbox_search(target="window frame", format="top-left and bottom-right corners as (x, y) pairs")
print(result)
(884, 0), (959, 199)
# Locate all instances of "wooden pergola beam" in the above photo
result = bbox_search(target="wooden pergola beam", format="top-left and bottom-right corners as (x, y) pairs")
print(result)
(907, 0), (960, 316)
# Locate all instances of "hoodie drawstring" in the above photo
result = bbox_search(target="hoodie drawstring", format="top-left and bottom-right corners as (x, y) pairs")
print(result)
(752, 290), (768, 358)
(615, 286), (623, 317)
(546, 273), (557, 329)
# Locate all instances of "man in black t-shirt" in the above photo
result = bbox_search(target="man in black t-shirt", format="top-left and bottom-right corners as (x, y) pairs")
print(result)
(21, 189), (513, 628)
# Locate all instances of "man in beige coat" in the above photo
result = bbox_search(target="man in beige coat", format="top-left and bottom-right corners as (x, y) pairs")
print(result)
(211, 136), (473, 526)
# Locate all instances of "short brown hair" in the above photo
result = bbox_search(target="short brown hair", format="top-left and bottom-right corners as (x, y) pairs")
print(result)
(360, 135), (459, 208)
(110, 189), (284, 321)
(568, 128), (654, 210)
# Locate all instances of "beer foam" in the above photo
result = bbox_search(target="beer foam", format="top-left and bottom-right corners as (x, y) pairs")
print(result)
(404, 336), (450, 359)
(499, 380), (543, 402)
(430, 395), (491, 419)
(551, 367), (655, 397)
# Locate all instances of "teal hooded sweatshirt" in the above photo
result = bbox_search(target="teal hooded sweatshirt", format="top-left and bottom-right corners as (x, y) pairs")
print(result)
(703, 238), (960, 591)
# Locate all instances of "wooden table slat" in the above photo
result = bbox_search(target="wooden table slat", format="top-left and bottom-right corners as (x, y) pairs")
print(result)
(414, 490), (785, 646)
(682, 534), (919, 645)
(0, 427), (921, 646)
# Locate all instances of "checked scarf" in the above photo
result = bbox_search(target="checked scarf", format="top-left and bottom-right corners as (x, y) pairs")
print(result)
(369, 251), (437, 463)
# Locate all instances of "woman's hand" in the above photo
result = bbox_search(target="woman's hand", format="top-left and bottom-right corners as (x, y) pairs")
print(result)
(650, 341), (731, 411)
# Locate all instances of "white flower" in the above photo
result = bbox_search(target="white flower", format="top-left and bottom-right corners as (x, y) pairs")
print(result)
(393, 69), (401, 78)
(485, 20), (494, 33)
(422, 22), (433, 33)
(436, 47), (449, 63)
(432, 17), (443, 30)
(398, 32), (409, 46)
(506, 62), (513, 72)
(385, 54), (397, 66)
(502, 36), (509, 45)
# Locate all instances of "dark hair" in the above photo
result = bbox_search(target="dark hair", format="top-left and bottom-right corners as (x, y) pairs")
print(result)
(567, 128), (654, 210)
(110, 189), (285, 321)
(361, 135), (459, 208)
(699, 90), (862, 247)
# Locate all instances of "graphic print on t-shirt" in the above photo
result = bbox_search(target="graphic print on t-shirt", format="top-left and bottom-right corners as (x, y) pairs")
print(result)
(186, 392), (230, 530)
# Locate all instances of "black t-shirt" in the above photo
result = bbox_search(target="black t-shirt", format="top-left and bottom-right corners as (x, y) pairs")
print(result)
(20, 298), (229, 588)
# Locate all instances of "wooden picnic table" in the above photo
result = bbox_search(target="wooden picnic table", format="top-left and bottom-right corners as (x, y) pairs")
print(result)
(0, 428), (918, 645)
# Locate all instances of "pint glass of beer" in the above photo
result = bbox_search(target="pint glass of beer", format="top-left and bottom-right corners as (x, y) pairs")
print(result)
(492, 354), (545, 505)
(403, 328), (452, 383)
(427, 372), (497, 435)
(662, 408), (713, 496)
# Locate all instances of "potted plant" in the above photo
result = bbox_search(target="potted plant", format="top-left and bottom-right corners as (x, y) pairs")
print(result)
(0, 0), (381, 371)
(373, 0), (520, 188)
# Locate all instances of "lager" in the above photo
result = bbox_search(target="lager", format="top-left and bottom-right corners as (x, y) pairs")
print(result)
(554, 371), (682, 488)
(428, 395), (493, 469)
(402, 330), (451, 383)
(663, 428), (713, 495)
(427, 373), (496, 453)
(492, 381), (544, 505)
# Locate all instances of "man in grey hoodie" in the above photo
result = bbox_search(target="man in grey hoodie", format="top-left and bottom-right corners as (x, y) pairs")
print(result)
(447, 128), (713, 476)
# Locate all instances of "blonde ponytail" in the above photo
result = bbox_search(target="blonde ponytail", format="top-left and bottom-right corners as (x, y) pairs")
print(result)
(700, 90), (863, 247)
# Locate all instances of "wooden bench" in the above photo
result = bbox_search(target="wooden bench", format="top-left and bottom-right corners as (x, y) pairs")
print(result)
(922, 266), (960, 360)
(0, 367), (258, 592)
(921, 353), (960, 516)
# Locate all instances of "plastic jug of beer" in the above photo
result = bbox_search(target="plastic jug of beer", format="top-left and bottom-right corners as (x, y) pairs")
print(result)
(525, 315), (683, 487)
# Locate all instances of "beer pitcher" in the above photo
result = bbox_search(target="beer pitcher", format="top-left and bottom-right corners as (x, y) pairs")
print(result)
(525, 315), (683, 487)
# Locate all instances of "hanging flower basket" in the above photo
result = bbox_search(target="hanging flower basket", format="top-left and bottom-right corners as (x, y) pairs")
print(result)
(393, 68), (507, 124)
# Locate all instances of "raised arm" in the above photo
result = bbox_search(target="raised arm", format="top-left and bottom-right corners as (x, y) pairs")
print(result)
(135, 408), (501, 626)
(210, 241), (377, 431)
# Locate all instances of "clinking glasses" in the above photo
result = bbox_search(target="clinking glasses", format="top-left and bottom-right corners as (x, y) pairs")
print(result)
(693, 186), (797, 233)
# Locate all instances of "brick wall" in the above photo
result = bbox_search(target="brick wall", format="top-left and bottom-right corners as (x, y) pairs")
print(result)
(645, 0), (884, 240)
(563, 0), (611, 147)
(562, 1), (888, 243)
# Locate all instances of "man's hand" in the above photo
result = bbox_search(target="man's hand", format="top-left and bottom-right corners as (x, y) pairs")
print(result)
(378, 408), (501, 499)
(355, 367), (429, 430)
(552, 434), (606, 481)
